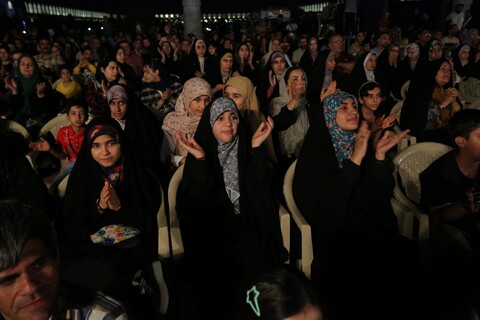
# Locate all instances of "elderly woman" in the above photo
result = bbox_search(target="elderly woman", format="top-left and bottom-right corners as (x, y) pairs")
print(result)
(162, 77), (211, 167)
(176, 97), (287, 318)
(293, 90), (413, 320)
(400, 58), (462, 143)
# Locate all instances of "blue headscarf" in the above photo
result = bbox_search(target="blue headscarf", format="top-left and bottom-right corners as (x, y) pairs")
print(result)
(323, 91), (358, 167)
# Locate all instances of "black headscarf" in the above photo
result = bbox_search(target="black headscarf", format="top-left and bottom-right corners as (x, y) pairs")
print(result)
(62, 116), (160, 250)
(305, 50), (337, 102)
(102, 84), (164, 177)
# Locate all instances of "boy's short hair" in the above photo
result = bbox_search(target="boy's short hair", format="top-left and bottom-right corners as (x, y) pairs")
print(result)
(66, 98), (88, 115)
(0, 200), (57, 271)
(449, 109), (480, 147)
(358, 81), (381, 98)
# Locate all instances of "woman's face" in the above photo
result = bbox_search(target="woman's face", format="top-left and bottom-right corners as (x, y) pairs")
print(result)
(435, 61), (451, 86)
(212, 110), (239, 143)
(116, 48), (126, 64)
(0, 48), (10, 62)
(238, 45), (249, 60)
(429, 44), (443, 60)
(161, 42), (172, 55)
(364, 54), (377, 71)
(220, 56), (233, 73)
(336, 98), (359, 131)
(271, 56), (286, 75)
(389, 46), (400, 59)
(143, 66), (160, 83)
(326, 55), (336, 71)
(356, 32), (365, 43)
(195, 42), (206, 57)
(309, 39), (318, 52)
(109, 98), (128, 120)
(60, 69), (72, 81)
(286, 69), (306, 97)
(189, 95), (211, 116)
(51, 46), (61, 56)
(208, 45), (216, 56)
(271, 39), (281, 51)
(90, 134), (121, 167)
(102, 61), (119, 82)
(460, 48), (470, 61)
(19, 57), (34, 78)
(224, 85), (246, 110)
(407, 48), (419, 62)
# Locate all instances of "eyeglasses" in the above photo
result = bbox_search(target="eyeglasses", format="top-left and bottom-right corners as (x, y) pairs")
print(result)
(162, 45), (169, 48)
(390, 49), (400, 53)
(331, 40), (343, 44)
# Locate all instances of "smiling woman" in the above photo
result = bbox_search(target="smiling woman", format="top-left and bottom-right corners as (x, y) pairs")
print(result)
(176, 96), (287, 318)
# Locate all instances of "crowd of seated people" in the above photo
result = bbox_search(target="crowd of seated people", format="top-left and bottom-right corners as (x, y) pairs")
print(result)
(1, 7), (480, 319)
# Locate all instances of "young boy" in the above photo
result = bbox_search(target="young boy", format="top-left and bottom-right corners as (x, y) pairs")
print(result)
(357, 81), (396, 134)
(30, 99), (87, 192)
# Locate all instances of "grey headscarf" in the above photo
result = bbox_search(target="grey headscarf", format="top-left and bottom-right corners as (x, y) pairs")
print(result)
(210, 97), (241, 214)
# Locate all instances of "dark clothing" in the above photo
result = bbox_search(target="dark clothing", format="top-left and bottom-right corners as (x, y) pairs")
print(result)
(177, 104), (287, 319)
(400, 58), (456, 143)
(293, 105), (418, 320)
(60, 117), (160, 295)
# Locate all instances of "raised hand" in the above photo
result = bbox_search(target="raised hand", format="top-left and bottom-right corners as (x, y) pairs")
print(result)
(252, 116), (274, 148)
(4, 76), (17, 94)
(320, 80), (337, 102)
(194, 71), (206, 78)
(374, 129), (410, 160)
(29, 138), (51, 152)
(268, 70), (276, 87)
(36, 82), (46, 97)
(176, 131), (206, 159)
(107, 183), (121, 211)
(350, 121), (371, 166)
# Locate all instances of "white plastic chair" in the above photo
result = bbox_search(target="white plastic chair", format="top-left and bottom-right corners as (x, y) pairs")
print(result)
(390, 100), (417, 152)
(57, 173), (70, 198)
(5, 120), (30, 140)
(283, 160), (313, 279)
(164, 164), (185, 259)
(156, 180), (169, 259)
(400, 80), (410, 100)
(392, 142), (453, 242)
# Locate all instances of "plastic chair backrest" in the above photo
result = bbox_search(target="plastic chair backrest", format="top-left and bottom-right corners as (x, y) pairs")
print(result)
(167, 164), (185, 257)
(400, 80), (410, 100)
(393, 142), (453, 204)
(282, 159), (313, 279)
(57, 173), (70, 198)
(6, 120), (30, 140)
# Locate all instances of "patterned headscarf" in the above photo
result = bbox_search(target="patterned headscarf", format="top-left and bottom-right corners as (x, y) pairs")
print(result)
(323, 91), (358, 168)
(210, 97), (241, 214)
(107, 85), (128, 104)
(87, 124), (124, 187)
(162, 77), (211, 156)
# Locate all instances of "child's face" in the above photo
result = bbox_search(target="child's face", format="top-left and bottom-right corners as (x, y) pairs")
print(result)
(66, 106), (87, 129)
(60, 69), (71, 81)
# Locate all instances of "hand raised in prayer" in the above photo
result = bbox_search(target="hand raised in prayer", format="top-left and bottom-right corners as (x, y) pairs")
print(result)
(252, 116), (274, 148)
(350, 121), (371, 166)
(99, 181), (121, 211)
(176, 131), (206, 160)
(320, 81), (337, 102)
(374, 129), (410, 160)
(29, 138), (51, 152)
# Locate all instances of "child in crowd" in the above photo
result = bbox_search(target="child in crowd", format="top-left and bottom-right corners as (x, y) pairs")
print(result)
(30, 99), (87, 193)
(53, 67), (82, 100)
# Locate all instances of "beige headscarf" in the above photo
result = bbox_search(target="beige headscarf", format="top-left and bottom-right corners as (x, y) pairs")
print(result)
(162, 77), (211, 159)
(224, 76), (277, 163)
